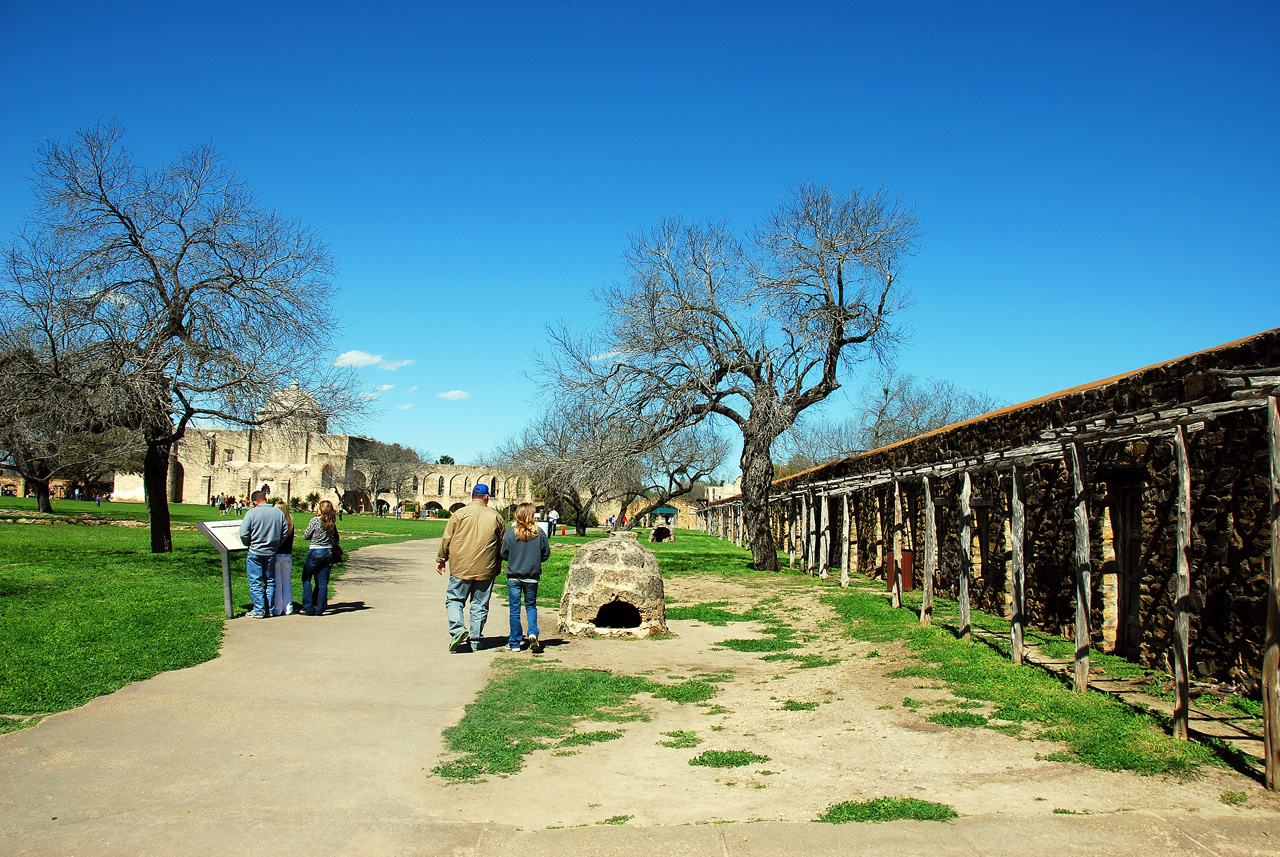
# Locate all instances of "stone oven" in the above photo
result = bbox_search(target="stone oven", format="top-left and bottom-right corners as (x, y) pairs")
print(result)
(558, 531), (667, 638)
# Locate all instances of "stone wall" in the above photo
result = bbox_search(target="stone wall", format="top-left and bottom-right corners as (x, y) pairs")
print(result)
(759, 328), (1280, 690)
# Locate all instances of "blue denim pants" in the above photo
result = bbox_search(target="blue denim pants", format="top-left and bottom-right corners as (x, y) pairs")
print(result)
(446, 575), (495, 641)
(302, 548), (333, 614)
(245, 552), (273, 615)
(507, 579), (540, 647)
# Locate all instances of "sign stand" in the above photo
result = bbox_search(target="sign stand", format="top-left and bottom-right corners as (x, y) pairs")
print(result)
(197, 519), (249, 618)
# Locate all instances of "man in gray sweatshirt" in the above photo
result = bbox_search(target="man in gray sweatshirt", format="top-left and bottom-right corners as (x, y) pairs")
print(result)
(239, 490), (287, 618)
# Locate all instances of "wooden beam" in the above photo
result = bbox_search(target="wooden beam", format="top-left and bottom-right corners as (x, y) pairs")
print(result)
(819, 494), (831, 580)
(1070, 442), (1092, 692)
(892, 480), (903, 608)
(959, 472), (972, 639)
(840, 494), (852, 588)
(921, 475), (936, 626)
(1266, 396), (1280, 789)
(1170, 426), (1191, 736)
(1010, 465), (1026, 665)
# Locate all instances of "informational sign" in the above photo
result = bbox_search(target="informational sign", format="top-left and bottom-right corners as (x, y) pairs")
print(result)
(199, 519), (248, 552)
(197, 519), (249, 618)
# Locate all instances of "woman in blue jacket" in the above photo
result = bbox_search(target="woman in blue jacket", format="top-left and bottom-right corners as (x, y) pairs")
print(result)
(502, 502), (550, 652)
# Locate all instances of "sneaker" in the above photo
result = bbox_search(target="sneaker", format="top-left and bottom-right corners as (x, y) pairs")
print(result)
(470, 641), (480, 652)
(246, 610), (266, 619)
(506, 645), (521, 652)
(528, 635), (543, 654)
(449, 629), (470, 653)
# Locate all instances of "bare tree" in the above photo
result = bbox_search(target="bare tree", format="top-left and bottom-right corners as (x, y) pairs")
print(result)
(357, 442), (423, 511)
(541, 182), (920, 569)
(2, 121), (364, 551)
(611, 423), (727, 529)
(491, 399), (629, 536)
(781, 364), (1002, 471)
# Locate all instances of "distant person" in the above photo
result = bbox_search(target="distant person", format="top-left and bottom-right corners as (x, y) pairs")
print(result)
(436, 483), (504, 652)
(502, 502), (550, 653)
(94, 494), (101, 508)
(272, 500), (295, 615)
(301, 500), (340, 616)
(238, 490), (287, 618)
(547, 507), (559, 538)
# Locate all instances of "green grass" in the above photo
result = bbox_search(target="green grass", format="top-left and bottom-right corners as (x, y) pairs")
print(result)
(597, 815), (633, 825)
(658, 730), (702, 748)
(689, 750), (770, 768)
(652, 679), (720, 704)
(781, 700), (819, 711)
(665, 601), (769, 625)
(928, 711), (988, 728)
(761, 652), (840, 668)
(558, 730), (624, 747)
(817, 796), (958, 824)
(434, 664), (654, 782)
(1220, 790), (1248, 806)
(826, 581), (1215, 777)
(0, 501), (438, 721)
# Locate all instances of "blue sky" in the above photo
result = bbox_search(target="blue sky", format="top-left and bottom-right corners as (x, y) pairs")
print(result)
(2, 1), (1276, 471)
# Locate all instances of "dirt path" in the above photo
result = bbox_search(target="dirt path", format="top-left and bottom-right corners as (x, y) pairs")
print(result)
(1, 538), (1276, 856)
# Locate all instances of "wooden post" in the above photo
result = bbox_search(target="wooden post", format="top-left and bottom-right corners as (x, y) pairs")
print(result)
(921, 475), (936, 626)
(1265, 395), (1280, 789)
(892, 479), (903, 608)
(787, 499), (796, 568)
(1173, 426), (1192, 738)
(806, 493), (817, 575)
(841, 494), (852, 588)
(819, 494), (830, 580)
(959, 472), (972, 639)
(1070, 442), (1092, 692)
(1010, 465), (1026, 665)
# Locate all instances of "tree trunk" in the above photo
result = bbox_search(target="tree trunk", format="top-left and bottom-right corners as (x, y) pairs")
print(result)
(31, 477), (52, 513)
(740, 430), (779, 571)
(143, 440), (174, 553)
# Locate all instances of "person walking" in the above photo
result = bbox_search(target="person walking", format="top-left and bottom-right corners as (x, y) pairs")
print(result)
(271, 500), (295, 615)
(547, 507), (560, 539)
(238, 490), (287, 618)
(300, 500), (340, 616)
(502, 502), (550, 652)
(436, 483), (504, 652)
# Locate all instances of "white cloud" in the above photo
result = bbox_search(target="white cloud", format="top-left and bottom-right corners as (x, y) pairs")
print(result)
(360, 391), (381, 400)
(408, 385), (418, 392)
(395, 403), (414, 410)
(437, 390), (470, 401)
(335, 350), (384, 368)
(589, 349), (622, 362)
(335, 351), (415, 371)
(377, 384), (395, 392)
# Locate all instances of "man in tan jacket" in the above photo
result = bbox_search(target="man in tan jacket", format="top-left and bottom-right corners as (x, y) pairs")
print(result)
(436, 484), (505, 652)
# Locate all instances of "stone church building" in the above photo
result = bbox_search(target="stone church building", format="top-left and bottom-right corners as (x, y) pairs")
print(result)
(113, 384), (533, 512)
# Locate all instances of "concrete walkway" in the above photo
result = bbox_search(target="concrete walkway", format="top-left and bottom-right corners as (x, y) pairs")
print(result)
(1, 539), (1277, 856)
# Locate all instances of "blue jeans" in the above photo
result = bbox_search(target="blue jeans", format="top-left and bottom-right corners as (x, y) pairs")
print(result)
(446, 575), (494, 642)
(507, 579), (540, 647)
(246, 553), (273, 615)
(302, 548), (333, 614)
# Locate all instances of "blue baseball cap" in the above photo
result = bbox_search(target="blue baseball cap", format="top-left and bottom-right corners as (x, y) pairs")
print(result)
(472, 483), (490, 496)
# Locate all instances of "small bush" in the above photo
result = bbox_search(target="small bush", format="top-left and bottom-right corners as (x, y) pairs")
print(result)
(818, 796), (958, 823)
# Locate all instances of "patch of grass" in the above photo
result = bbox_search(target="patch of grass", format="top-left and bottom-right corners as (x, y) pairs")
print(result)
(702, 704), (731, 715)
(781, 700), (819, 711)
(928, 711), (988, 728)
(876, 703), (893, 710)
(1220, 790), (1248, 806)
(689, 750), (770, 768)
(817, 796), (958, 824)
(558, 730), (623, 747)
(434, 664), (652, 782)
(658, 730), (702, 748)
(665, 602), (768, 625)
(597, 815), (633, 825)
(653, 679), (718, 704)
(761, 652), (841, 668)
(826, 582), (1215, 777)
(865, 650), (881, 658)
(902, 696), (923, 710)
(1052, 808), (1085, 815)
